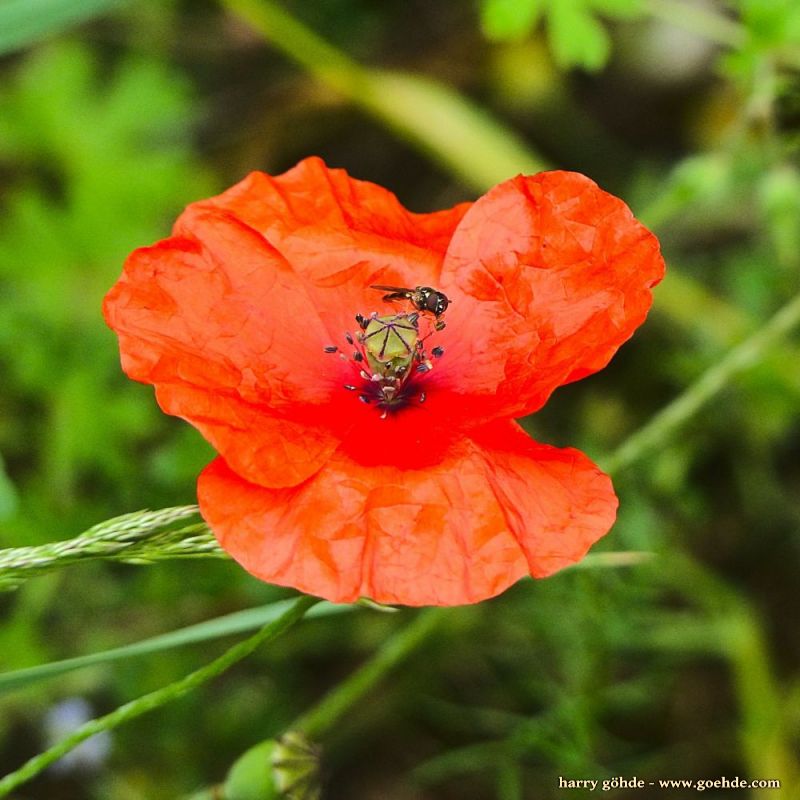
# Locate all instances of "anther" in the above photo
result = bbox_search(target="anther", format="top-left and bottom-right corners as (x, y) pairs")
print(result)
(358, 394), (371, 404)
(353, 352), (363, 362)
(324, 345), (338, 353)
(343, 384), (357, 391)
(416, 363), (431, 374)
(359, 370), (371, 381)
(431, 346), (444, 358)
(345, 333), (354, 345)
(419, 392), (426, 403)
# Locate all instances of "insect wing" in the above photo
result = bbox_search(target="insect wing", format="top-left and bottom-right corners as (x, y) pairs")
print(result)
(370, 284), (414, 293)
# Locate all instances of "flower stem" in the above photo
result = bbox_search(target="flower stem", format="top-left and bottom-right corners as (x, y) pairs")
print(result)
(292, 607), (445, 738)
(603, 290), (800, 475)
(0, 595), (319, 798)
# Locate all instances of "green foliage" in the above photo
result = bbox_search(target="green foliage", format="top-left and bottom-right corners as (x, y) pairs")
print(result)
(0, 0), (128, 56)
(480, 0), (642, 70)
(0, 42), (216, 539)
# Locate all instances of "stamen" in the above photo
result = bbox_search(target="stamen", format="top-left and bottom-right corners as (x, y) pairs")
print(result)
(333, 298), (447, 416)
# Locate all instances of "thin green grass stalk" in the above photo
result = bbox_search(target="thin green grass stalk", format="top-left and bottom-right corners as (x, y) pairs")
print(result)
(0, 599), (351, 693)
(602, 290), (800, 475)
(0, 595), (319, 798)
(293, 607), (445, 738)
(218, 607), (447, 798)
(220, 0), (547, 190)
(0, 506), (224, 591)
(0, 553), (642, 694)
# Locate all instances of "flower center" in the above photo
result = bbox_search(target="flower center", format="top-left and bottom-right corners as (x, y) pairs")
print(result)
(323, 310), (445, 419)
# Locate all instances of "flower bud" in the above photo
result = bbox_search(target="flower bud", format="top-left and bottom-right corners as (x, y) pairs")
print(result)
(224, 732), (320, 800)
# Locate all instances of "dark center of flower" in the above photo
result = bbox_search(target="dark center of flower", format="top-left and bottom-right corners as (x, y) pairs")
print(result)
(323, 308), (445, 419)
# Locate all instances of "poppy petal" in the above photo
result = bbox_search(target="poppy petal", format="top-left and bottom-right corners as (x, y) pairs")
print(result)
(103, 211), (345, 487)
(198, 421), (616, 606)
(468, 420), (617, 577)
(191, 157), (471, 335)
(435, 171), (665, 422)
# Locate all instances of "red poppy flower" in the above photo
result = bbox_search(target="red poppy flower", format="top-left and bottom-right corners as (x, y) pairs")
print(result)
(104, 157), (664, 606)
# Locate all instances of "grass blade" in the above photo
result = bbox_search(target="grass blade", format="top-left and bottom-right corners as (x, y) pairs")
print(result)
(0, 598), (351, 693)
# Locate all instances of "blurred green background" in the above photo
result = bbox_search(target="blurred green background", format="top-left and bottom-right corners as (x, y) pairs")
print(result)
(1, 0), (799, 798)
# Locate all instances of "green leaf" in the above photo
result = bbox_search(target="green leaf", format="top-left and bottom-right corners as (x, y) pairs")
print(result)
(547, 1), (612, 70)
(480, 0), (544, 41)
(0, 600), (352, 693)
(0, 0), (129, 56)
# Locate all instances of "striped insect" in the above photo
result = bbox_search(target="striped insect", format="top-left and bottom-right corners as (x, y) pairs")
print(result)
(370, 285), (450, 319)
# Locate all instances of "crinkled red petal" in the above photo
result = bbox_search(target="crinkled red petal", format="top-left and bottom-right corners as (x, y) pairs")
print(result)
(432, 171), (665, 424)
(191, 156), (471, 336)
(103, 212), (344, 487)
(198, 420), (617, 606)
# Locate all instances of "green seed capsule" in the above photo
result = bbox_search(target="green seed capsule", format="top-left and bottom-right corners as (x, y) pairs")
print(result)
(362, 314), (418, 363)
(223, 732), (320, 800)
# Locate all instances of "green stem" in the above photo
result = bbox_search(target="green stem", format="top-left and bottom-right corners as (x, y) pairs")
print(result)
(644, 0), (747, 49)
(293, 607), (445, 738)
(602, 290), (800, 475)
(0, 595), (319, 798)
(220, 0), (546, 190)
